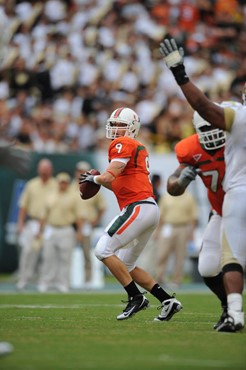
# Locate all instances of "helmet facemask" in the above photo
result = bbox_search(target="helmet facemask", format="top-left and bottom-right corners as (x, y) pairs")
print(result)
(197, 127), (226, 150)
(106, 120), (129, 139)
(193, 111), (226, 150)
(106, 108), (140, 139)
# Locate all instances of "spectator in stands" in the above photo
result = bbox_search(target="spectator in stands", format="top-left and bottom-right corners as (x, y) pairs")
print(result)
(8, 57), (35, 95)
(0, 0), (244, 152)
(38, 172), (82, 293)
(16, 158), (56, 290)
(155, 190), (198, 289)
(70, 161), (106, 284)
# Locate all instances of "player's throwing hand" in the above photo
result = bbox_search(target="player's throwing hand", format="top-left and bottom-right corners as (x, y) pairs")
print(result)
(79, 172), (96, 183)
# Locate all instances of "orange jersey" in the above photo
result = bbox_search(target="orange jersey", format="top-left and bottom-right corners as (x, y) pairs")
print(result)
(108, 136), (154, 209)
(175, 134), (225, 215)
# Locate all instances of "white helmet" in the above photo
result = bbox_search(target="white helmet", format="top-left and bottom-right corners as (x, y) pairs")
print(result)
(106, 107), (140, 139)
(193, 111), (226, 150)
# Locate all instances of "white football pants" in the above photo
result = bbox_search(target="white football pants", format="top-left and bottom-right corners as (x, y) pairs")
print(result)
(221, 187), (246, 269)
(95, 197), (160, 271)
(198, 214), (222, 277)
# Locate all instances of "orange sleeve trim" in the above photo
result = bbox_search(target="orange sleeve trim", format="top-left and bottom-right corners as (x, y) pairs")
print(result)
(116, 206), (140, 235)
(106, 170), (116, 179)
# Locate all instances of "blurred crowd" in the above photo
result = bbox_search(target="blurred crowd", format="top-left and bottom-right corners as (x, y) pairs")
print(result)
(0, 0), (245, 153)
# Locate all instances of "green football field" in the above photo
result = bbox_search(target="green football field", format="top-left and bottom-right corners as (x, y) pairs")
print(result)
(0, 292), (245, 370)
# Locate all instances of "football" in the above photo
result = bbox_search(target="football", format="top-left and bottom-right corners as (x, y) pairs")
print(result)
(79, 169), (101, 200)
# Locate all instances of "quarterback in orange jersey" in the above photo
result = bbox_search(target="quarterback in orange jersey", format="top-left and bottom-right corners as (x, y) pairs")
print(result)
(167, 111), (227, 329)
(108, 136), (153, 210)
(80, 107), (182, 321)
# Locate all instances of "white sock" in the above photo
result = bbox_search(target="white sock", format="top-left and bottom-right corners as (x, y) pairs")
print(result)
(227, 293), (242, 312)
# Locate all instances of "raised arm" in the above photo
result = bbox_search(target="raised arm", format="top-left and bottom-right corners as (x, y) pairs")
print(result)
(159, 39), (227, 130)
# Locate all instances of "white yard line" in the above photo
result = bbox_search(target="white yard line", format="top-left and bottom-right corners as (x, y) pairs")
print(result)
(0, 304), (123, 309)
(0, 303), (219, 319)
(158, 354), (240, 368)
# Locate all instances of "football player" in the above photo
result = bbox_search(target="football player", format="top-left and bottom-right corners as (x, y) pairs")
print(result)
(80, 107), (183, 321)
(160, 38), (246, 332)
(167, 110), (227, 329)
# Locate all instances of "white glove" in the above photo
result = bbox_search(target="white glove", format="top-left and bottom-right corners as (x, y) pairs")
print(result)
(79, 172), (96, 184)
(177, 166), (198, 188)
(160, 38), (184, 69)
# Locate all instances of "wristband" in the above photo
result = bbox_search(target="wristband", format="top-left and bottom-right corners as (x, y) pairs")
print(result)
(94, 175), (100, 185)
(171, 64), (189, 85)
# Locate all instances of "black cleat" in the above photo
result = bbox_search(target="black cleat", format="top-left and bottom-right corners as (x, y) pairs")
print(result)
(117, 293), (149, 320)
(216, 316), (237, 332)
(216, 312), (244, 333)
(214, 306), (228, 330)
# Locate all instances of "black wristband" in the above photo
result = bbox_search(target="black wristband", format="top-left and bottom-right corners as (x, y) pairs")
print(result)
(170, 64), (189, 85)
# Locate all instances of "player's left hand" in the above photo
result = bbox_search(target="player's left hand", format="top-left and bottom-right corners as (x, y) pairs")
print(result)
(79, 172), (95, 184)
(177, 165), (198, 188)
(160, 38), (184, 69)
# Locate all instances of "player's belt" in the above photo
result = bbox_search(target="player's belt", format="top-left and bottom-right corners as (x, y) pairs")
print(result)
(107, 200), (156, 237)
(128, 200), (156, 207)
